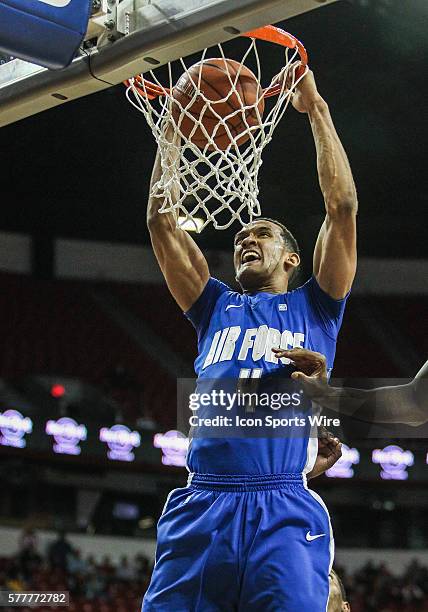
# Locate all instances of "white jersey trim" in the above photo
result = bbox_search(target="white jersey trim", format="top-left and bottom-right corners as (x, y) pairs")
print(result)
(303, 482), (335, 612)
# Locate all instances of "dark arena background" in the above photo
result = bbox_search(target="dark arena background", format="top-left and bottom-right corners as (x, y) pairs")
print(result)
(0, 1), (427, 611)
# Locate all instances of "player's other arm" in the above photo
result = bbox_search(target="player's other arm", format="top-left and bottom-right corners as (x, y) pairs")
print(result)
(293, 69), (358, 299)
(147, 127), (209, 311)
(317, 379), (426, 427)
(307, 426), (342, 480)
(276, 349), (428, 427)
(344, 360), (428, 426)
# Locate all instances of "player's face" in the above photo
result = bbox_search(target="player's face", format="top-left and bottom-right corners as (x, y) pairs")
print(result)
(233, 221), (287, 288)
(328, 572), (351, 612)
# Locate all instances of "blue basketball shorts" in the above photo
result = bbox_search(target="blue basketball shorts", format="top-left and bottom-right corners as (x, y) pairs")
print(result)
(143, 473), (333, 611)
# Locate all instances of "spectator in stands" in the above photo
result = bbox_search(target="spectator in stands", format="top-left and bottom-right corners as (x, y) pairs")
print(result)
(1, 557), (26, 593)
(134, 554), (151, 578)
(85, 565), (106, 600)
(67, 547), (88, 576)
(5, 571), (25, 593)
(116, 555), (136, 582)
(48, 530), (73, 571)
(328, 569), (351, 611)
(18, 527), (41, 580)
(401, 580), (424, 607)
(104, 362), (143, 426)
(404, 558), (428, 588)
(99, 554), (115, 580)
(18, 526), (37, 553)
(105, 363), (138, 393)
(67, 550), (87, 599)
(114, 406), (125, 424)
(136, 407), (157, 431)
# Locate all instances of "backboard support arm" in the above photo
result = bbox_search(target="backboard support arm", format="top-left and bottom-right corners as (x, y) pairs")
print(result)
(0, 0), (339, 127)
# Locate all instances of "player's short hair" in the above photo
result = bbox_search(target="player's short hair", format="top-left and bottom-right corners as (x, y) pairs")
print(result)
(330, 569), (347, 602)
(255, 217), (301, 286)
(256, 217), (300, 254)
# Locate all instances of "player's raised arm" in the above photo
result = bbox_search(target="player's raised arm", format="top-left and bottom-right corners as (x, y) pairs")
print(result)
(292, 69), (358, 299)
(147, 124), (210, 311)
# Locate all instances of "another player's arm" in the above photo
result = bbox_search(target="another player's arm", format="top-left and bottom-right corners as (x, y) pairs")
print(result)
(368, 359), (428, 425)
(147, 126), (209, 311)
(293, 69), (357, 299)
(317, 380), (427, 427)
(413, 359), (428, 417)
(274, 348), (428, 427)
(307, 426), (342, 480)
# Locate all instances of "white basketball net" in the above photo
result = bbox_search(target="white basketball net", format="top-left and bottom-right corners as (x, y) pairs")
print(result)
(126, 36), (307, 231)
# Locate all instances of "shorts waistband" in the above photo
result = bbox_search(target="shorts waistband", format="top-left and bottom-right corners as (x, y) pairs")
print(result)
(187, 472), (304, 492)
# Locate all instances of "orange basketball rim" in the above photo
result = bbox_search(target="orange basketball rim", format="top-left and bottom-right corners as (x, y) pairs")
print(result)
(124, 24), (308, 100)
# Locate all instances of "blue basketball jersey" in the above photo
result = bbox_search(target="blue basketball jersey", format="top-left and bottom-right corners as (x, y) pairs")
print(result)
(185, 276), (348, 475)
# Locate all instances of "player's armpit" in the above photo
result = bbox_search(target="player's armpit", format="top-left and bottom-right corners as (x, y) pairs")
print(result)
(313, 210), (357, 300)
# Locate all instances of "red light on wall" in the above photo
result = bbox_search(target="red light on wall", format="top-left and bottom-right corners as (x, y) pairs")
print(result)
(51, 384), (66, 398)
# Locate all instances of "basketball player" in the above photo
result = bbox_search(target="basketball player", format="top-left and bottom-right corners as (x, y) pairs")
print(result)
(143, 67), (357, 610)
(328, 569), (351, 612)
(276, 348), (428, 426)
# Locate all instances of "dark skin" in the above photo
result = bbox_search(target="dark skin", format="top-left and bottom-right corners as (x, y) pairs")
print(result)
(274, 347), (428, 427)
(272, 347), (329, 383)
(307, 426), (342, 480)
(233, 221), (300, 293)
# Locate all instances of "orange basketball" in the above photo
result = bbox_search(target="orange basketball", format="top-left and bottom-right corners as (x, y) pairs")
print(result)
(172, 58), (265, 150)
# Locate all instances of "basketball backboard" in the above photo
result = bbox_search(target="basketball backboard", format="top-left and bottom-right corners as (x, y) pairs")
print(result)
(0, 0), (339, 127)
